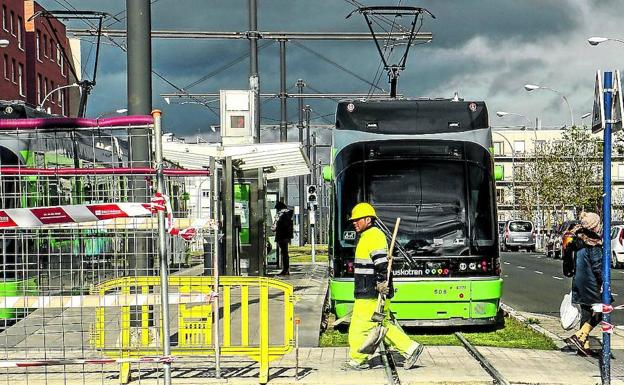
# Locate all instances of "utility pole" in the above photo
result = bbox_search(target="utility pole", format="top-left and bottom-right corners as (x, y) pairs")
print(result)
(248, 0), (260, 143)
(312, 133), (317, 248)
(297, 79), (306, 246)
(127, 1), (152, 276)
(305, 105), (311, 184)
(278, 39), (288, 204)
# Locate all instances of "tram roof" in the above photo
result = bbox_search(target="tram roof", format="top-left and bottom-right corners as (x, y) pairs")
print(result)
(162, 141), (311, 180)
(335, 98), (489, 134)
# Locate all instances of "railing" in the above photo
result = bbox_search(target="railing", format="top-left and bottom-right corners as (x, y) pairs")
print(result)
(91, 275), (294, 384)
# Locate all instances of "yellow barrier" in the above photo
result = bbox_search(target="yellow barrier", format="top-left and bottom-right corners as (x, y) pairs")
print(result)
(91, 276), (294, 384)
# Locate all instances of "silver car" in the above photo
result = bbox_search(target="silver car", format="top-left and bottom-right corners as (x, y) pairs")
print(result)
(501, 220), (536, 252)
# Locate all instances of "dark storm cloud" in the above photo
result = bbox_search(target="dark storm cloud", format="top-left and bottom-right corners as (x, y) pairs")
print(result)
(36, 0), (622, 134)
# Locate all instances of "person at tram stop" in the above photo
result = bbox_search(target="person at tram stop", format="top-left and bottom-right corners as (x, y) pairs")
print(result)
(344, 202), (424, 370)
(563, 211), (612, 356)
(271, 201), (294, 276)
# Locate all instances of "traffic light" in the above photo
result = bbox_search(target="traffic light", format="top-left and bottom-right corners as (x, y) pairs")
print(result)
(306, 185), (317, 210)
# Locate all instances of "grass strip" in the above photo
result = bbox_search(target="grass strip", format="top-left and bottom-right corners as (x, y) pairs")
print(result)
(320, 316), (557, 350)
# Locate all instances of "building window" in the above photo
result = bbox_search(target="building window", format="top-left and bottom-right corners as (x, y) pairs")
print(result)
(9, 11), (14, 35)
(44, 77), (48, 103)
(57, 87), (62, 104)
(18, 63), (23, 96)
(496, 188), (505, 204)
(514, 140), (525, 154)
(17, 17), (22, 49)
(56, 43), (61, 64)
(36, 30), (41, 61)
(37, 74), (42, 104)
(50, 81), (55, 103)
(2, 6), (6, 31)
(60, 56), (65, 76)
(60, 90), (65, 116)
(619, 164), (624, 181)
(3, 54), (7, 80)
(493, 141), (504, 155)
(43, 34), (48, 57)
(10, 59), (15, 83)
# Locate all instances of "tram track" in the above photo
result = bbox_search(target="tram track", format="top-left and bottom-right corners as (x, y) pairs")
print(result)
(455, 332), (510, 385)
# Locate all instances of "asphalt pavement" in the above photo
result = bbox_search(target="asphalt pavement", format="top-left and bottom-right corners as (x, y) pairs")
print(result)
(500, 251), (624, 328)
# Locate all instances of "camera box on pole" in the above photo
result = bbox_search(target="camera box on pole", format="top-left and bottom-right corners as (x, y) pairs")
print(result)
(220, 90), (256, 145)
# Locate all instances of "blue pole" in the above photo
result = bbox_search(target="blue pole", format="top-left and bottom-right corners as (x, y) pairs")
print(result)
(601, 71), (613, 385)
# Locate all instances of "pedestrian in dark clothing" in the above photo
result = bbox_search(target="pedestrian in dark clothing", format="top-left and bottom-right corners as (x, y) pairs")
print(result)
(272, 201), (293, 275)
(563, 211), (611, 356)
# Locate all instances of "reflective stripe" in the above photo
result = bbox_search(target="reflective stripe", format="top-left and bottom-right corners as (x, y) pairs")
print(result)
(354, 258), (373, 266)
(354, 268), (374, 275)
(370, 249), (386, 257)
(373, 257), (388, 265)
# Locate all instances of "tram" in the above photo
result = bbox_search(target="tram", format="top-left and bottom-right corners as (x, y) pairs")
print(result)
(326, 98), (503, 326)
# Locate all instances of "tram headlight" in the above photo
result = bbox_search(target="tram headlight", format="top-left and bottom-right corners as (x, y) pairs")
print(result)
(459, 263), (467, 271)
(468, 262), (476, 270)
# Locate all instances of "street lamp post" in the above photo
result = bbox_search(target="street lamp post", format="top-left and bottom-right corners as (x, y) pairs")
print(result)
(38, 83), (80, 112)
(524, 84), (574, 128)
(493, 131), (517, 219)
(497, 112), (543, 249)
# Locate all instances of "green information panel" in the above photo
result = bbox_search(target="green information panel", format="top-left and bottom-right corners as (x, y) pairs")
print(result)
(234, 183), (250, 244)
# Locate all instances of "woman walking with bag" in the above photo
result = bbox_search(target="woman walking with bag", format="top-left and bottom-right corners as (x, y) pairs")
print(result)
(563, 211), (611, 356)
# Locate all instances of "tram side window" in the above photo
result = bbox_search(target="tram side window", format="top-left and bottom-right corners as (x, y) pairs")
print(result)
(468, 164), (494, 244)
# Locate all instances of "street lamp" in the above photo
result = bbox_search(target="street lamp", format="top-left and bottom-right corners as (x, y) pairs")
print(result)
(38, 83), (80, 111)
(497, 112), (544, 248)
(524, 84), (574, 128)
(162, 97), (217, 133)
(588, 36), (624, 46)
(96, 108), (128, 119)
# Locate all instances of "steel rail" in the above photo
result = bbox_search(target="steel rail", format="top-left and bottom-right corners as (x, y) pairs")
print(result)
(455, 332), (510, 385)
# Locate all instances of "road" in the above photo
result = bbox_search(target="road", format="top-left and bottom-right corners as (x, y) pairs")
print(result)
(500, 251), (624, 328)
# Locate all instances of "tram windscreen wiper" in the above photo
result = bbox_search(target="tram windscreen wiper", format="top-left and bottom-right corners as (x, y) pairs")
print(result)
(376, 218), (416, 267)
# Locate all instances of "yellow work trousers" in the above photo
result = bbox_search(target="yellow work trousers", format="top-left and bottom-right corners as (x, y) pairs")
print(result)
(348, 298), (418, 364)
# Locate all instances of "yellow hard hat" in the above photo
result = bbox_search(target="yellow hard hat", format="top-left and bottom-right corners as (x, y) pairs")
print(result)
(349, 202), (377, 221)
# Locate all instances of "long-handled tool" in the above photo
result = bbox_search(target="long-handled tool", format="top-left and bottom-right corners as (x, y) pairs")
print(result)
(358, 218), (401, 354)
(372, 217), (400, 322)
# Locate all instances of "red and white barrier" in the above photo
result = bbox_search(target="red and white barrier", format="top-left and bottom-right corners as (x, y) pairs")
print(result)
(0, 355), (176, 368)
(0, 292), (218, 309)
(0, 197), (213, 242)
(0, 203), (153, 229)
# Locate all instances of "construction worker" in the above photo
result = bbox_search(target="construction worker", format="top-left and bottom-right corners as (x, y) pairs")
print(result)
(344, 202), (424, 370)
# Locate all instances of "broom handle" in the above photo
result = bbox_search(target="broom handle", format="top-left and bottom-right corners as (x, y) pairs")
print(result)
(386, 218), (401, 282)
(376, 218), (401, 311)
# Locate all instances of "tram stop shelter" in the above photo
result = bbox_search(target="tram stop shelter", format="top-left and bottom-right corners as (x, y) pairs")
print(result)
(162, 140), (311, 276)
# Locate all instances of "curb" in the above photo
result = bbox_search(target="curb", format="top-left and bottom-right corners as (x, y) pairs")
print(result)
(500, 302), (568, 349)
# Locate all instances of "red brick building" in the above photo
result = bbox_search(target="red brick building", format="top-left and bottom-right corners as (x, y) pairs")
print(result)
(0, 0), (78, 116)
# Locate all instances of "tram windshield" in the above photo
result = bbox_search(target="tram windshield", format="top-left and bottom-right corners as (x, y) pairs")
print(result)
(337, 158), (495, 256)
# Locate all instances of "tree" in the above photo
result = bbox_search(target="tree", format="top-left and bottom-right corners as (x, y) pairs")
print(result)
(515, 126), (607, 229)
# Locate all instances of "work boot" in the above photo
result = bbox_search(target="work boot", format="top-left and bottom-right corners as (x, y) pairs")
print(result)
(404, 344), (424, 370)
(341, 360), (369, 371)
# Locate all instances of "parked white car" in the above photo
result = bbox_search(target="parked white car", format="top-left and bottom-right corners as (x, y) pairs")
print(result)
(610, 225), (624, 268)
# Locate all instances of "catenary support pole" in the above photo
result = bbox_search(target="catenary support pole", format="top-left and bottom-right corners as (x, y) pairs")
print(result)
(279, 39), (288, 204)
(601, 71), (613, 385)
(210, 156), (221, 378)
(249, 0), (260, 143)
(127, 0), (153, 331)
(297, 79), (306, 246)
(153, 110), (172, 385)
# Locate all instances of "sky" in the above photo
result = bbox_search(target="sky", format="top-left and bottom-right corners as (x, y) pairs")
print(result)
(38, 0), (624, 142)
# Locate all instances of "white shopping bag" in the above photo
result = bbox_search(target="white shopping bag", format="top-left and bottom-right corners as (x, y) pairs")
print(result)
(560, 291), (581, 330)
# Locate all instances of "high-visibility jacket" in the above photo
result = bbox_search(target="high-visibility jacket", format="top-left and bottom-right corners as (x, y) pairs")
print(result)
(354, 225), (394, 299)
